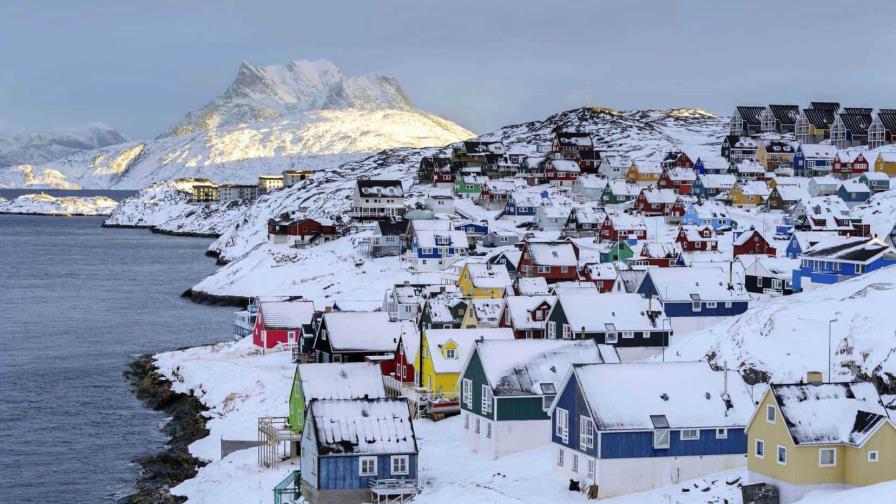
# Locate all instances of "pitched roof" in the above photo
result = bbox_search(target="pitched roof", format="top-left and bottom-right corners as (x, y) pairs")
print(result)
(415, 229), (469, 249)
(810, 101), (840, 111)
(322, 311), (402, 352)
(527, 242), (578, 266)
(259, 299), (315, 329)
(554, 131), (593, 147)
(877, 112), (896, 133)
(505, 295), (556, 330)
(770, 382), (889, 446)
(803, 108), (836, 129)
(799, 144), (838, 159)
(571, 361), (754, 430)
(697, 174), (737, 189)
(377, 219), (409, 236)
(309, 398), (417, 455)
(471, 299), (504, 326)
(476, 339), (602, 396)
(639, 188), (678, 204)
(769, 104), (801, 125)
(839, 112), (873, 135)
(733, 229), (770, 247)
(555, 292), (659, 332)
(423, 328), (514, 373)
(297, 362), (387, 404)
(516, 276), (551, 295)
(803, 236), (895, 262)
(646, 266), (749, 302)
(736, 106), (765, 125)
(357, 179), (404, 197)
(465, 262), (512, 290)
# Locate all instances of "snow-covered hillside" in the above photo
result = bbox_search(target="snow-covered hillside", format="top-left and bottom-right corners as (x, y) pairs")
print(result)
(668, 265), (896, 389)
(0, 60), (472, 189)
(0, 192), (118, 216)
(104, 179), (250, 236)
(0, 122), (127, 169)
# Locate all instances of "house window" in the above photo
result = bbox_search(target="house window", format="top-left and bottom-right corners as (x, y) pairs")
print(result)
(716, 428), (728, 439)
(359, 456), (377, 476)
(547, 321), (556, 338)
(481, 385), (492, 413)
(724, 301), (732, 308)
(588, 458), (596, 478)
(653, 429), (670, 449)
(606, 332), (618, 344)
(706, 302), (717, 309)
(562, 324), (572, 339)
(535, 310), (544, 321)
(681, 429), (700, 440)
(868, 450), (880, 463)
(622, 331), (634, 339)
(475, 417), (480, 433)
(580, 416), (594, 449)
(486, 421), (492, 439)
(391, 455), (409, 475)
(542, 394), (556, 411)
(446, 348), (456, 359)
(692, 301), (702, 312)
(572, 454), (579, 472)
(537, 265), (550, 274)
(819, 448), (836, 467)
(462, 379), (473, 408)
(755, 439), (765, 458)
(557, 447), (565, 467)
(777, 445), (787, 465)
(856, 264), (865, 274)
(464, 413), (469, 430)
(560, 266), (568, 273)
(556, 408), (569, 443)
(766, 405), (776, 423)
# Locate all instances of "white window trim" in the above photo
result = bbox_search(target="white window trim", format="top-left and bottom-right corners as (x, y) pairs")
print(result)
(359, 456), (378, 476)
(681, 429), (700, 441)
(462, 379), (473, 408)
(755, 439), (765, 459)
(390, 455), (409, 475)
(868, 450), (880, 463)
(653, 429), (670, 449)
(486, 421), (492, 439)
(777, 445), (787, 466)
(557, 447), (565, 467)
(716, 428), (728, 439)
(542, 394), (556, 411)
(766, 405), (776, 424)
(556, 408), (569, 443)
(622, 331), (634, 339)
(818, 448), (837, 468)
(481, 385), (492, 414)
(580, 416), (594, 449)
(446, 348), (456, 359)
(706, 301), (717, 309)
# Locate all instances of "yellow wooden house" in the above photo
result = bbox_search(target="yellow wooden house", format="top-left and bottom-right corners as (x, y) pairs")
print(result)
(415, 328), (514, 397)
(747, 380), (896, 503)
(457, 262), (512, 299)
(729, 180), (770, 206)
(460, 298), (505, 329)
(874, 152), (896, 176)
(624, 161), (662, 184)
(755, 141), (796, 170)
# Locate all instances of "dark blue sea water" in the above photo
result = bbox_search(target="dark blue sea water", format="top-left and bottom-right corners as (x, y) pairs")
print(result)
(0, 215), (233, 502)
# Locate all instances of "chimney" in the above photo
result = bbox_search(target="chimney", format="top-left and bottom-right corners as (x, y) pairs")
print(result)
(806, 371), (824, 384)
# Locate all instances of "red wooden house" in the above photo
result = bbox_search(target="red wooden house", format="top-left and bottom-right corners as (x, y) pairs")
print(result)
(832, 151), (870, 178)
(252, 298), (316, 350)
(661, 150), (695, 169)
(552, 130), (594, 158)
(630, 242), (680, 267)
(543, 158), (581, 186)
(733, 228), (777, 257)
(599, 214), (648, 241)
(665, 196), (695, 224)
(500, 295), (556, 339)
(517, 241), (580, 283)
(577, 149), (602, 173)
(675, 225), (719, 251)
(581, 263), (619, 292)
(381, 330), (417, 385)
(633, 188), (678, 216)
(268, 217), (338, 247)
(657, 167), (697, 194)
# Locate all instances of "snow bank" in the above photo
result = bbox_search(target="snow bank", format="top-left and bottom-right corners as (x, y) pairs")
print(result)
(0, 192), (118, 216)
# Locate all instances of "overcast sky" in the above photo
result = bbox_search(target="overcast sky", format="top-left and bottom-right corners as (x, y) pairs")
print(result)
(1, 0), (895, 138)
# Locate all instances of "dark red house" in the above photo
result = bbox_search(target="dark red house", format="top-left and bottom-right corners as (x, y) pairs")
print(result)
(732, 228), (777, 257)
(657, 167), (697, 194)
(500, 295), (555, 339)
(381, 332), (417, 384)
(268, 216), (338, 247)
(661, 150), (695, 169)
(675, 226), (719, 251)
(599, 214), (648, 241)
(552, 130), (594, 157)
(832, 151), (869, 178)
(633, 188), (678, 216)
(517, 241), (580, 283)
(252, 299), (316, 350)
(630, 242), (680, 267)
(581, 263), (618, 292)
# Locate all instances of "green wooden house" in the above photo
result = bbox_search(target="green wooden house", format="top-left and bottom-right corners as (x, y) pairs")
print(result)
(419, 298), (468, 332)
(454, 175), (487, 199)
(599, 239), (633, 263)
(287, 362), (387, 439)
(458, 339), (602, 459)
(600, 181), (641, 204)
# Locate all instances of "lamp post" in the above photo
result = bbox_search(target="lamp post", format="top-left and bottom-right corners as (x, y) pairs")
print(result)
(828, 318), (838, 381)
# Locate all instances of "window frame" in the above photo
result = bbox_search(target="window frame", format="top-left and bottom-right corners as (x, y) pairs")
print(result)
(580, 416), (595, 449)
(868, 450), (880, 463)
(680, 429), (700, 441)
(766, 405), (776, 424)
(359, 456), (378, 476)
(755, 438), (765, 459)
(390, 455), (409, 476)
(818, 448), (836, 468)
(556, 408), (569, 443)
(653, 429), (671, 449)
(481, 385), (493, 414)
(462, 378), (473, 408)
(777, 445), (787, 465)
(446, 348), (456, 359)
(716, 428), (728, 439)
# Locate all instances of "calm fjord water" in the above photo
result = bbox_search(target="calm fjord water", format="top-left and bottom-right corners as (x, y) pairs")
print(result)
(0, 215), (233, 502)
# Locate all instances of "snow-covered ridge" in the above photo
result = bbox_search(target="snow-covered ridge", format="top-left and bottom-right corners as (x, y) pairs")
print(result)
(667, 265), (896, 389)
(104, 179), (249, 236)
(0, 122), (127, 169)
(0, 192), (119, 216)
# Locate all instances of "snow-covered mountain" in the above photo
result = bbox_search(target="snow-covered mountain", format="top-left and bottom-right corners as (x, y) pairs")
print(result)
(0, 59), (472, 189)
(0, 122), (127, 168)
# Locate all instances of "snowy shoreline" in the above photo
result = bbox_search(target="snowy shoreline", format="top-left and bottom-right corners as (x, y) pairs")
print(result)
(0, 193), (119, 216)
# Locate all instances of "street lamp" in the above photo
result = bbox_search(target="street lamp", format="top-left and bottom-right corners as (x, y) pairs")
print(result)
(828, 318), (838, 381)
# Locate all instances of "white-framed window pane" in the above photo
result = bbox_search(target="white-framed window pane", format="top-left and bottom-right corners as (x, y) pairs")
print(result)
(755, 439), (765, 458)
(557, 447), (564, 467)
(767, 405), (776, 423)
(360, 456), (377, 476)
(681, 429), (699, 440)
(868, 450), (879, 462)
(653, 429), (670, 449)
(716, 428), (728, 439)
(777, 445), (787, 465)
(819, 448), (836, 467)
(391, 455), (409, 475)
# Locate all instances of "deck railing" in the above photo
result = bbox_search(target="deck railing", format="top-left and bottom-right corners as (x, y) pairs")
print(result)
(273, 470), (301, 504)
(369, 478), (418, 503)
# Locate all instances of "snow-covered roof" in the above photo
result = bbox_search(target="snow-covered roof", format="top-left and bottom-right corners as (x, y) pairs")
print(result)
(640, 188), (678, 204)
(735, 181), (771, 197)
(861, 171), (889, 181)
(803, 236), (895, 262)
(297, 362), (387, 404)
(738, 255), (799, 280)
(322, 311), (401, 352)
(774, 185), (810, 202)
(605, 180), (642, 196)
(527, 242), (578, 266)
(733, 229), (770, 247)
(259, 299), (315, 329)
(471, 299), (504, 326)
(690, 201), (730, 219)
(571, 361), (754, 430)
(476, 339), (602, 396)
(424, 297), (464, 323)
(665, 167), (697, 182)
(555, 292), (660, 333)
(465, 262), (512, 290)
(548, 159), (581, 173)
(423, 328), (514, 374)
(583, 263), (618, 281)
(791, 231), (838, 251)
(697, 174), (737, 189)
(636, 241), (681, 258)
(839, 180), (870, 194)
(505, 295), (556, 330)
(770, 382), (890, 446)
(516, 276), (550, 295)
(799, 144), (838, 159)
(309, 398), (417, 455)
(835, 149), (868, 163)
(605, 212), (647, 230)
(810, 175), (840, 188)
(574, 174), (608, 190)
(416, 229), (469, 249)
(646, 266), (749, 302)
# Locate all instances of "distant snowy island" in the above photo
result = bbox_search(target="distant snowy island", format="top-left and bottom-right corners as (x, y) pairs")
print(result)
(0, 193), (119, 216)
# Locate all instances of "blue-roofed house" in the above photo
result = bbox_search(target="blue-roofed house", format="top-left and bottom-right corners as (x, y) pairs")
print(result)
(792, 236), (896, 292)
(299, 398), (418, 504)
(785, 231), (838, 259)
(548, 361), (753, 498)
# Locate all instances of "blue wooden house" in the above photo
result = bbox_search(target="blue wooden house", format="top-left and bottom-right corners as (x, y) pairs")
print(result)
(836, 181), (871, 206)
(680, 202), (732, 230)
(792, 236), (896, 291)
(791, 144), (837, 177)
(784, 231), (837, 259)
(548, 361), (753, 498)
(300, 398), (418, 504)
(411, 229), (469, 270)
(454, 220), (489, 238)
(692, 174), (737, 199)
(504, 193), (543, 217)
(636, 267), (750, 331)
(694, 157), (730, 175)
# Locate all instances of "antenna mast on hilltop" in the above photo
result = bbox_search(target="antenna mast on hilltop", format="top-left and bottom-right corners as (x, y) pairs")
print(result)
(585, 90), (592, 109)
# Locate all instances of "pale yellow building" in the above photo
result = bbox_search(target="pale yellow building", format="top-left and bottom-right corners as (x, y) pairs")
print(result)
(747, 380), (896, 503)
(457, 263), (512, 299)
